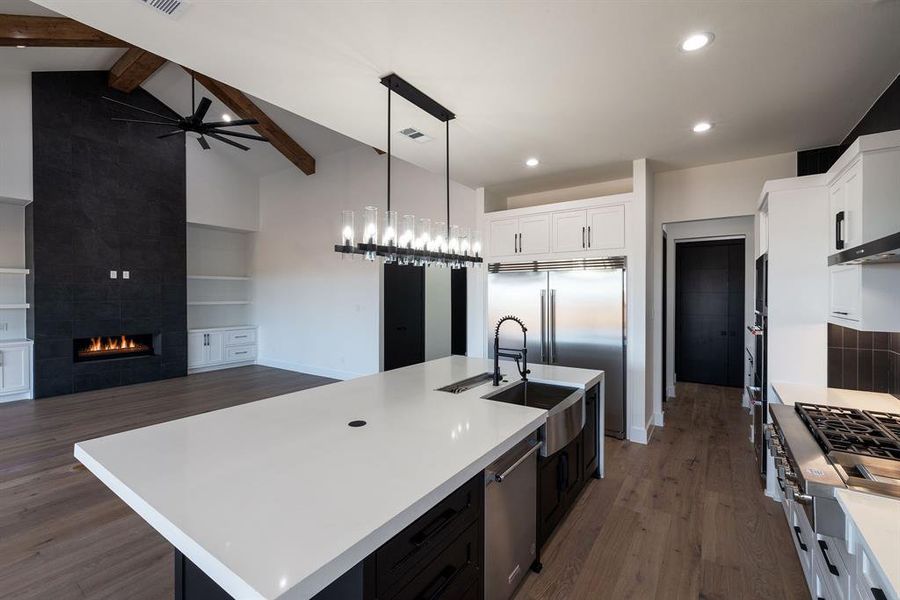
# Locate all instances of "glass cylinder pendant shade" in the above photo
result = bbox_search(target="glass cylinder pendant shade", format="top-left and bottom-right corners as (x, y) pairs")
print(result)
(363, 206), (378, 261)
(340, 210), (355, 246)
(471, 230), (482, 258)
(433, 221), (448, 253)
(382, 210), (398, 246)
(459, 227), (471, 255)
(416, 218), (431, 251)
(400, 215), (416, 249)
(448, 224), (460, 254)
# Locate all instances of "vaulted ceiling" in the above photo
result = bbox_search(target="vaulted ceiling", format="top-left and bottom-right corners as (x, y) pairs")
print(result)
(22, 0), (900, 190)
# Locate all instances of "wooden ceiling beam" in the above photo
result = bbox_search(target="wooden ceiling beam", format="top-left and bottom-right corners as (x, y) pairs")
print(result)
(0, 14), (127, 47)
(188, 69), (316, 176)
(108, 48), (167, 93)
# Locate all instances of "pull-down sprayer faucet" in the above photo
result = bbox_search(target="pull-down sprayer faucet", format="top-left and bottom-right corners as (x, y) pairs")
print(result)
(493, 316), (530, 386)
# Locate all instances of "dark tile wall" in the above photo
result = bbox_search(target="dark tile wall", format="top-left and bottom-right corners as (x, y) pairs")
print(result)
(827, 323), (900, 399)
(28, 71), (186, 398)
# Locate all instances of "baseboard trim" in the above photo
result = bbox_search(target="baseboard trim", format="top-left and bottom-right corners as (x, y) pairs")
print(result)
(0, 390), (33, 403)
(188, 361), (255, 375)
(666, 385), (676, 399)
(256, 357), (367, 381)
(653, 411), (664, 427)
(628, 423), (650, 445)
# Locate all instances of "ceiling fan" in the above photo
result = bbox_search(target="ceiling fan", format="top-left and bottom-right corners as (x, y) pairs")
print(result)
(102, 75), (269, 151)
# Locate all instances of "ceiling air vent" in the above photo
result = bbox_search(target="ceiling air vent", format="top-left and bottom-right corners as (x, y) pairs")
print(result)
(399, 127), (432, 144)
(138, 0), (187, 17)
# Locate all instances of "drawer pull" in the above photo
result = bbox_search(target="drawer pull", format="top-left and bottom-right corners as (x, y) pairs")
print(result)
(793, 526), (807, 552)
(410, 507), (460, 548)
(235, 351), (247, 355)
(419, 564), (458, 600)
(871, 589), (887, 600)
(234, 335), (247, 339)
(817, 540), (839, 576)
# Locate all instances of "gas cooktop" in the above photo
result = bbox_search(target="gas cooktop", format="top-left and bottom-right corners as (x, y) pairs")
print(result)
(795, 403), (900, 460)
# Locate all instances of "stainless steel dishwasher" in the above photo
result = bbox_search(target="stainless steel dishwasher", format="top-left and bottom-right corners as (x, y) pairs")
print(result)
(484, 436), (541, 600)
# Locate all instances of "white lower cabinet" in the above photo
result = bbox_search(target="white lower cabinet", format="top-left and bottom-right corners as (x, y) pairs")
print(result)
(188, 327), (256, 372)
(0, 341), (32, 400)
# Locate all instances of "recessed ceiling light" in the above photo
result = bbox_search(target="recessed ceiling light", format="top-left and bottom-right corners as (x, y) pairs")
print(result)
(525, 157), (539, 167)
(692, 121), (713, 133)
(221, 114), (232, 122)
(681, 32), (714, 52)
(16, 45), (26, 49)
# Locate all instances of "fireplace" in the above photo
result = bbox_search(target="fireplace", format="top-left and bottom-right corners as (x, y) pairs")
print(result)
(73, 334), (157, 363)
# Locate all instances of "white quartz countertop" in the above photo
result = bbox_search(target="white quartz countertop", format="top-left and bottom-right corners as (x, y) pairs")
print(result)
(773, 382), (900, 412)
(74, 356), (603, 600)
(835, 489), (900, 598)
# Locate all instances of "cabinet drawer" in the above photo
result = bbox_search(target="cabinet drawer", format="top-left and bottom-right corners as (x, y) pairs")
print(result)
(224, 345), (256, 363)
(816, 534), (850, 600)
(389, 521), (481, 600)
(376, 473), (482, 596)
(790, 502), (814, 584)
(225, 329), (256, 346)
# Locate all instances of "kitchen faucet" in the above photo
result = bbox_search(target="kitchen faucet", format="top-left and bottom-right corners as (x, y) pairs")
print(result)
(493, 315), (530, 386)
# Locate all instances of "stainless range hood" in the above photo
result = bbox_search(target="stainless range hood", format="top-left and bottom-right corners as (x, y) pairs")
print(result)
(828, 231), (900, 265)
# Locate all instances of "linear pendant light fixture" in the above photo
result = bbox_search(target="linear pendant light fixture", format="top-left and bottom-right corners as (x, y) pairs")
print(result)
(334, 73), (482, 268)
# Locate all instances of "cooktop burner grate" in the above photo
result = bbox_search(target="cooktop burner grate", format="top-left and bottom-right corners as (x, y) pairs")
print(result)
(795, 403), (900, 461)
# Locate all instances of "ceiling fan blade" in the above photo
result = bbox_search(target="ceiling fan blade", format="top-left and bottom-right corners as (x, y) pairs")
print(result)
(206, 132), (250, 151)
(102, 96), (178, 122)
(207, 129), (268, 142)
(197, 135), (211, 150)
(193, 97), (212, 122)
(203, 119), (259, 128)
(112, 118), (180, 126)
(157, 130), (187, 139)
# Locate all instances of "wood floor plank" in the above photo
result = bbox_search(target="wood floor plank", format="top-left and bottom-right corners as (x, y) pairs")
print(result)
(514, 382), (806, 600)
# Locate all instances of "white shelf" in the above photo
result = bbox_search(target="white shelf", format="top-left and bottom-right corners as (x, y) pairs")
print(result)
(0, 303), (30, 309)
(0, 196), (32, 207)
(0, 268), (29, 275)
(0, 338), (32, 344)
(188, 301), (252, 306)
(187, 275), (250, 281)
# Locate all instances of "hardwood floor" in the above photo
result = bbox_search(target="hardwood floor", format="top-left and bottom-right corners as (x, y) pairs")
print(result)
(514, 382), (808, 600)
(0, 366), (335, 600)
(1, 373), (805, 599)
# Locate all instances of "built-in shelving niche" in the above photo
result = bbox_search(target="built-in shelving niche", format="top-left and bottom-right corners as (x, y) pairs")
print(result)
(187, 224), (254, 330)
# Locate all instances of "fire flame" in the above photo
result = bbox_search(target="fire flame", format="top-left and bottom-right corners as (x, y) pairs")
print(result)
(86, 336), (137, 353)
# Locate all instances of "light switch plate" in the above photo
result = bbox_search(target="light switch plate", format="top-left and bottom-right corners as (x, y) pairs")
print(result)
(110, 270), (117, 279)
(123, 271), (130, 279)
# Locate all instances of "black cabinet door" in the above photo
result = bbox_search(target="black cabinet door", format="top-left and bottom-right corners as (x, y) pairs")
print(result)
(537, 451), (565, 548)
(561, 437), (581, 498)
(582, 388), (598, 481)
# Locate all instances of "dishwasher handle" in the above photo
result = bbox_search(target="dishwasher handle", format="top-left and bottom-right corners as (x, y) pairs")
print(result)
(493, 442), (542, 483)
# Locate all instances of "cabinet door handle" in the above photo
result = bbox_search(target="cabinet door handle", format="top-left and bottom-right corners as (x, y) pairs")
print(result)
(582, 226), (585, 248)
(588, 225), (591, 247)
(835, 210), (845, 250)
(817, 540), (839, 576)
(871, 588), (887, 600)
(518, 232), (522, 253)
(234, 335), (247, 339)
(420, 564), (459, 600)
(833, 311), (849, 316)
(793, 526), (807, 552)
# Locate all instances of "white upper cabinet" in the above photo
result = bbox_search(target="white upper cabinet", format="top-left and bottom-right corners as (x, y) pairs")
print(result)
(586, 205), (626, 250)
(486, 195), (630, 261)
(488, 218), (519, 257)
(552, 210), (587, 253)
(828, 265), (861, 322)
(518, 214), (550, 255)
(826, 130), (900, 253)
(828, 263), (900, 331)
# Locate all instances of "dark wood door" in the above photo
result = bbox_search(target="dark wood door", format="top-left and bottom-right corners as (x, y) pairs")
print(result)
(384, 264), (425, 371)
(675, 239), (745, 387)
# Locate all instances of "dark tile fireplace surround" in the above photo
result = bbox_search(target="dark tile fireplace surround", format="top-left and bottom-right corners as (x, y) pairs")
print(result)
(27, 71), (187, 398)
(827, 323), (900, 399)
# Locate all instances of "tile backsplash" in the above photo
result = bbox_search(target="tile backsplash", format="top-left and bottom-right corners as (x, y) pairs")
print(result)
(827, 323), (900, 399)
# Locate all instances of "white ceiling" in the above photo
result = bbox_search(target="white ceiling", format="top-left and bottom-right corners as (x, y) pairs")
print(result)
(21, 1), (900, 191)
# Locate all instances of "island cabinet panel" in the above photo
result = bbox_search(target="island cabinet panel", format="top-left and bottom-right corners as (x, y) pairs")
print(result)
(174, 472), (484, 600)
(537, 434), (583, 549)
(581, 385), (599, 481)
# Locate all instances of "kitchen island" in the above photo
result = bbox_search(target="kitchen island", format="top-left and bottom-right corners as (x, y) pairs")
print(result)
(74, 356), (604, 600)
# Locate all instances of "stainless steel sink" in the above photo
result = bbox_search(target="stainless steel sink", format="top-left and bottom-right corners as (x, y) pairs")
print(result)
(435, 372), (495, 394)
(481, 381), (584, 456)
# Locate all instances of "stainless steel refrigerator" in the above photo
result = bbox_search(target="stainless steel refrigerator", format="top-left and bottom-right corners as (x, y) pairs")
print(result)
(488, 258), (626, 438)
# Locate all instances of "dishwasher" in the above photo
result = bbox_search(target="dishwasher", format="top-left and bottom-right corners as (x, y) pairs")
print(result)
(484, 436), (541, 600)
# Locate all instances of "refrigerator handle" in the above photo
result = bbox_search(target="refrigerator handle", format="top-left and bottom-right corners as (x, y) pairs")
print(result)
(540, 289), (547, 363)
(550, 288), (557, 363)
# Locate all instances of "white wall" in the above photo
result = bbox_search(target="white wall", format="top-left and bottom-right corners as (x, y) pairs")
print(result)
(503, 178), (633, 210)
(424, 268), (451, 361)
(252, 145), (477, 380)
(650, 152), (796, 427)
(0, 70), (33, 204)
(664, 217), (756, 401)
(186, 143), (260, 232)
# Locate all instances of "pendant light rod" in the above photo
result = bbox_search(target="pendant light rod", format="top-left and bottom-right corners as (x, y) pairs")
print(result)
(446, 120), (450, 237)
(387, 85), (391, 212)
